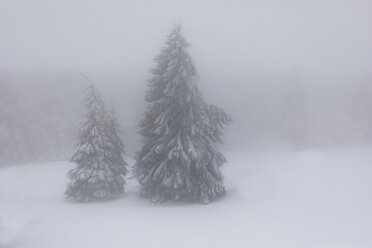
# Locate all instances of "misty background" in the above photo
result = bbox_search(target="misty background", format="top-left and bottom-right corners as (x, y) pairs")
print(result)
(1, 0), (371, 165)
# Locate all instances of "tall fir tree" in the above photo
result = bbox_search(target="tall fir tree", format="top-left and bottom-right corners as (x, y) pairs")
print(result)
(135, 26), (231, 204)
(66, 85), (127, 201)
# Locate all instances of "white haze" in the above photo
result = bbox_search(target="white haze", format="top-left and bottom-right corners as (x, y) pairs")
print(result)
(1, 2), (372, 248)
(0, 0), (372, 164)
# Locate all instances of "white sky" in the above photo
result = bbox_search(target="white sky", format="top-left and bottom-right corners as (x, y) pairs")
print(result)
(1, 0), (371, 79)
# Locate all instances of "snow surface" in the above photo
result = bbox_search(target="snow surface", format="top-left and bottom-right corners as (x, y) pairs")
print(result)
(1, 147), (372, 248)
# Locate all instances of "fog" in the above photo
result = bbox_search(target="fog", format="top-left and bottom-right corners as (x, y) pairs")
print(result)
(1, 0), (372, 164)
(1, 2), (372, 247)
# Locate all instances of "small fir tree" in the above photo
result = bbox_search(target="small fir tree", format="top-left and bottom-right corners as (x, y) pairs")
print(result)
(135, 26), (231, 204)
(66, 85), (127, 201)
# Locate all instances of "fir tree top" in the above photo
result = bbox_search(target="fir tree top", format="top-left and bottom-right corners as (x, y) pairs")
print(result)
(71, 85), (108, 164)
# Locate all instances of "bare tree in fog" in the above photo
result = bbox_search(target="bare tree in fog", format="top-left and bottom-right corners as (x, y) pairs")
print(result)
(352, 81), (372, 142)
(0, 83), (35, 164)
(134, 26), (231, 204)
(66, 85), (127, 201)
(280, 75), (307, 148)
(0, 83), (10, 165)
(0, 78), (82, 166)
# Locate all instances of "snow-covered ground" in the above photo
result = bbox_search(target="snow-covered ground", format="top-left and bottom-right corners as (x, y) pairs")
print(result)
(1, 147), (372, 248)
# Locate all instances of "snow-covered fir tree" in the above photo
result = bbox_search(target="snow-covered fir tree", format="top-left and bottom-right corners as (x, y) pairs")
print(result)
(66, 85), (127, 201)
(134, 25), (231, 204)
